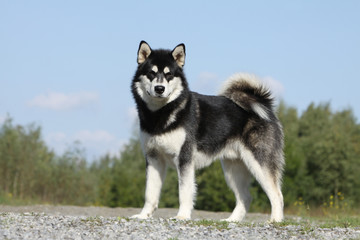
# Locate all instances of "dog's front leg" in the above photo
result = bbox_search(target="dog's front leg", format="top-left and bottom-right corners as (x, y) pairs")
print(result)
(175, 162), (196, 220)
(131, 157), (167, 219)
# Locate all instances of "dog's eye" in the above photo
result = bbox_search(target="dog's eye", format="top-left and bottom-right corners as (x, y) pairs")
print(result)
(165, 72), (174, 81)
(147, 71), (156, 80)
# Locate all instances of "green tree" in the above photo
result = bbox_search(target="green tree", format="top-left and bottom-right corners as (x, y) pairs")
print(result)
(195, 161), (235, 211)
(299, 104), (360, 205)
(0, 117), (97, 205)
(0, 118), (55, 200)
(277, 102), (307, 206)
(95, 138), (146, 207)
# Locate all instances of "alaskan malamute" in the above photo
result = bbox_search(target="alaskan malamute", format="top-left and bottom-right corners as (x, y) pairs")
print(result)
(131, 41), (284, 222)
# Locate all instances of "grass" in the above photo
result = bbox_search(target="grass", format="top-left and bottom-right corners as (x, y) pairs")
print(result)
(313, 215), (360, 228)
(188, 212), (360, 232)
(191, 219), (230, 230)
(274, 216), (357, 228)
(0, 192), (39, 206)
(183, 215), (360, 239)
(268, 214), (360, 236)
(275, 192), (358, 230)
(184, 214), (360, 232)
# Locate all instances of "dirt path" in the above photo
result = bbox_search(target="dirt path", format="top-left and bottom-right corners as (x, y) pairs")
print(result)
(2, 205), (359, 239)
(0, 205), (269, 222)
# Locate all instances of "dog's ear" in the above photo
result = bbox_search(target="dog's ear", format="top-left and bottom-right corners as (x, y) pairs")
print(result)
(172, 43), (186, 67)
(137, 41), (152, 64)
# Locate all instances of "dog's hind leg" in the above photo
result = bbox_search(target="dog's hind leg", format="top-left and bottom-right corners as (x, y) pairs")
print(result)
(240, 149), (284, 222)
(221, 159), (252, 222)
(131, 157), (167, 219)
(256, 169), (283, 222)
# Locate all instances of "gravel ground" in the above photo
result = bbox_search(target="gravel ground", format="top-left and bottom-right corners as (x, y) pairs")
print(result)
(1, 205), (359, 240)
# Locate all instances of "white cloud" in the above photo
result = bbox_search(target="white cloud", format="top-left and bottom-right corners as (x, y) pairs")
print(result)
(27, 91), (99, 110)
(191, 72), (221, 94)
(192, 72), (285, 99)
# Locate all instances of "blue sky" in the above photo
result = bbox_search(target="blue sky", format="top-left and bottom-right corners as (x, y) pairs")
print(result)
(1, 1), (359, 160)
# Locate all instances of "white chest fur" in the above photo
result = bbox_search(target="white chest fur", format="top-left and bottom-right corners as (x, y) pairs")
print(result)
(140, 128), (186, 166)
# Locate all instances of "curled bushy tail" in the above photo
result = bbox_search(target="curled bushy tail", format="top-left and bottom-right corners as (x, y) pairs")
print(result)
(219, 73), (274, 120)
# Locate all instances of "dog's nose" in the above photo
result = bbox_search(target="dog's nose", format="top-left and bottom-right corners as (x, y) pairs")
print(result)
(154, 86), (165, 94)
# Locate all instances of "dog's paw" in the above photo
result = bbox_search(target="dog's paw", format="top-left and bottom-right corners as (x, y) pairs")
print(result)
(171, 215), (190, 221)
(130, 214), (150, 220)
(268, 218), (283, 223)
(269, 214), (284, 223)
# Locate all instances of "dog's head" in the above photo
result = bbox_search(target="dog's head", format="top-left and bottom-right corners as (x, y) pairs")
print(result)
(132, 41), (187, 111)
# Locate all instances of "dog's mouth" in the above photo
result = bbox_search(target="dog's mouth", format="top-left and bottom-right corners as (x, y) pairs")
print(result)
(147, 90), (169, 99)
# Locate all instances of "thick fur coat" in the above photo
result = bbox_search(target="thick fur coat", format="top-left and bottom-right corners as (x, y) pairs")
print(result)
(131, 41), (284, 222)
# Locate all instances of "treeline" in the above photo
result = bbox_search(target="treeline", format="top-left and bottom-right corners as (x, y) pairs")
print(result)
(279, 102), (360, 208)
(0, 119), (97, 205)
(1, 102), (360, 212)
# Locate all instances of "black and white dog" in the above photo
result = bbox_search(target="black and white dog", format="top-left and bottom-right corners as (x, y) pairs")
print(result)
(131, 41), (284, 222)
